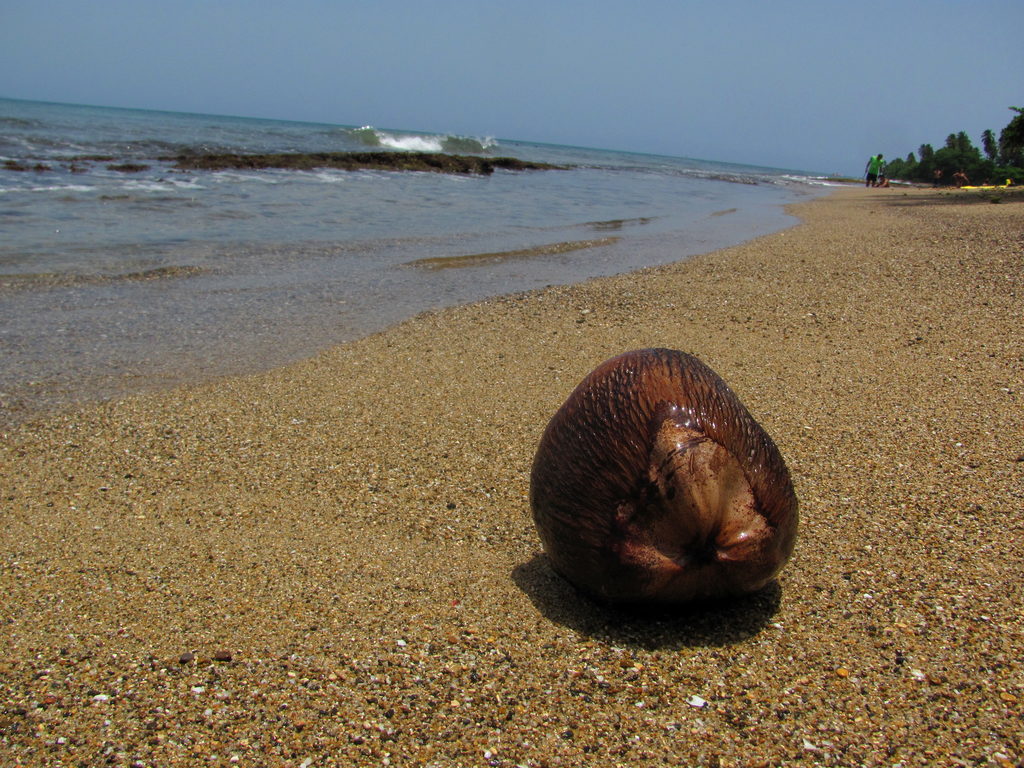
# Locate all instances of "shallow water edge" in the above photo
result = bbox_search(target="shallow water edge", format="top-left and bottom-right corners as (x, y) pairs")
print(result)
(0, 204), (813, 429)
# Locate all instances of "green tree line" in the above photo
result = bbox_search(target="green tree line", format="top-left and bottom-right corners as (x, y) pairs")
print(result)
(883, 106), (1024, 186)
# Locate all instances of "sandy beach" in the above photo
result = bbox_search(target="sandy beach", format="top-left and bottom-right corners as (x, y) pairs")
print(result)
(1, 186), (1021, 766)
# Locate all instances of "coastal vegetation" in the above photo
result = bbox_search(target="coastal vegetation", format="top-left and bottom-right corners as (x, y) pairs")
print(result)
(884, 106), (1024, 185)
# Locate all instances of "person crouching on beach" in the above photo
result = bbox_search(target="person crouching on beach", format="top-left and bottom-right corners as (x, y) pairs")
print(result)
(865, 153), (884, 187)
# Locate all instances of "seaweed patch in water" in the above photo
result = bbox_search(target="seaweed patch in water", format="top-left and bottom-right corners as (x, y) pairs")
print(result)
(586, 217), (655, 231)
(404, 237), (620, 270)
(0, 265), (207, 291)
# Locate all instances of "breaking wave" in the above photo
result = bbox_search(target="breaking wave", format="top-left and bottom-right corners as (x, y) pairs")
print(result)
(347, 126), (497, 154)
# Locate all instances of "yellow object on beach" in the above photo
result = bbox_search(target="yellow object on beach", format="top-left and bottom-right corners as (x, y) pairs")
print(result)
(960, 178), (1014, 190)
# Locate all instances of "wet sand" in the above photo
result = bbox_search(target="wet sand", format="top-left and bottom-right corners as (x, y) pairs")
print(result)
(1, 187), (1022, 766)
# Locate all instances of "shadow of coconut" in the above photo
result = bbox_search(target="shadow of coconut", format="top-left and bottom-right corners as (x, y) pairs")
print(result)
(512, 553), (782, 650)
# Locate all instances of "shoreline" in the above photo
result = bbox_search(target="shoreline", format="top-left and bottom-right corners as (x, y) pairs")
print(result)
(2, 187), (1021, 766)
(0, 191), (809, 431)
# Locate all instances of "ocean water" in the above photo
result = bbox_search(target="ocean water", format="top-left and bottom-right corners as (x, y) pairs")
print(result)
(0, 98), (833, 421)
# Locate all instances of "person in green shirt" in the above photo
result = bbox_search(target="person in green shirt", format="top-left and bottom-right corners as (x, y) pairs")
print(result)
(865, 153), (884, 187)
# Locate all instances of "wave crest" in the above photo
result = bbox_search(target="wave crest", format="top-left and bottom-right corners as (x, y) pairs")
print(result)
(347, 126), (496, 154)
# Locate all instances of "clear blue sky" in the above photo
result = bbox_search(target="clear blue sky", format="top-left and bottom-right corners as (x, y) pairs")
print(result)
(2, 0), (1022, 174)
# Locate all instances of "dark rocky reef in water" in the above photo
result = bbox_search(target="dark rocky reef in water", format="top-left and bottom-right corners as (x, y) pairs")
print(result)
(167, 151), (567, 175)
(3, 160), (52, 172)
(106, 163), (151, 173)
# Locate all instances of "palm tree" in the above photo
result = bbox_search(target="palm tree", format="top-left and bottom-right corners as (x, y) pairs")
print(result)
(981, 129), (998, 163)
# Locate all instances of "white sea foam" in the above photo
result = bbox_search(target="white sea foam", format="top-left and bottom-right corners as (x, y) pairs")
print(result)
(208, 171), (282, 184)
(123, 180), (180, 192)
(123, 180), (194, 192)
(784, 175), (845, 187)
(171, 179), (204, 190)
(28, 184), (97, 193)
(376, 132), (445, 152)
(313, 170), (349, 184)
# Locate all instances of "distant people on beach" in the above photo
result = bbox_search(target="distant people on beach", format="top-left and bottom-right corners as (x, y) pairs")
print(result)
(865, 154), (884, 187)
(952, 169), (969, 188)
(933, 169), (943, 187)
